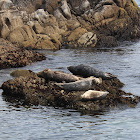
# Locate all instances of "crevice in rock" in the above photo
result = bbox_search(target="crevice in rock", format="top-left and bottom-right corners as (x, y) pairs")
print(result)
(5, 18), (11, 27)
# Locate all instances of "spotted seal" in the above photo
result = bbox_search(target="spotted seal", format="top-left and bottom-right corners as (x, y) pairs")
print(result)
(68, 64), (116, 79)
(37, 68), (83, 83)
(55, 76), (102, 91)
(81, 90), (109, 101)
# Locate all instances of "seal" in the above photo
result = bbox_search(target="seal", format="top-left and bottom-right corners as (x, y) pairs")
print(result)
(37, 68), (83, 82)
(55, 76), (102, 91)
(81, 90), (109, 101)
(68, 64), (116, 79)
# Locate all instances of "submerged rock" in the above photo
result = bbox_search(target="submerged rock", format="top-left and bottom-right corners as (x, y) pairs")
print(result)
(1, 67), (140, 114)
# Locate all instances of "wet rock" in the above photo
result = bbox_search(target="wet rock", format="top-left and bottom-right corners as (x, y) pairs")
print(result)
(10, 69), (37, 77)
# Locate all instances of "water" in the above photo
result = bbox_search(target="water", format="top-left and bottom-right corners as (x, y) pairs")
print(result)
(0, 40), (140, 140)
(1, 1), (140, 139)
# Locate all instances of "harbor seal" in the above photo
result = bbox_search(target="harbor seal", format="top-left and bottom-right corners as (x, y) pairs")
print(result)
(55, 76), (102, 91)
(81, 90), (109, 101)
(37, 68), (83, 82)
(68, 64), (116, 80)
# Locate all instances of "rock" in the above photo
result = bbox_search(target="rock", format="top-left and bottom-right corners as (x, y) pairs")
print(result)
(54, 8), (66, 20)
(42, 0), (61, 14)
(34, 34), (61, 50)
(0, 0), (139, 49)
(0, 38), (46, 69)
(68, 0), (90, 15)
(114, 0), (127, 8)
(78, 32), (97, 47)
(7, 25), (37, 48)
(10, 70), (37, 77)
(66, 18), (80, 31)
(0, 0), (14, 10)
(60, 0), (72, 19)
(30, 9), (48, 23)
(1, 23), (10, 39)
(32, 22), (44, 34)
(67, 27), (87, 42)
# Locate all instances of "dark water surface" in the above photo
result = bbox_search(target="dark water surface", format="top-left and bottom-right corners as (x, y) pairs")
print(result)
(1, 1), (140, 139)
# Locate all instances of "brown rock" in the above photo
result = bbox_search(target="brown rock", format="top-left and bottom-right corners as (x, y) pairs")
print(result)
(10, 70), (37, 78)
(0, 38), (46, 69)
(7, 25), (37, 48)
(68, 27), (87, 42)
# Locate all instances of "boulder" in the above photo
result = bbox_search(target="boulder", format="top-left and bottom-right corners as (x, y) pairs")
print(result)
(30, 9), (48, 23)
(0, 0), (139, 49)
(10, 69), (37, 77)
(60, 0), (72, 19)
(42, 0), (61, 14)
(69, 0), (91, 15)
(0, 0), (14, 10)
(7, 25), (37, 48)
(0, 38), (46, 69)
(78, 32), (97, 47)
(67, 27), (87, 42)
(32, 22), (44, 34)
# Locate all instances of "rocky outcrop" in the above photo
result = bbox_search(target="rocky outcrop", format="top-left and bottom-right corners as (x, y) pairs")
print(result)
(0, 0), (139, 49)
(0, 38), (46, 69)
(2, 67), (140, 114)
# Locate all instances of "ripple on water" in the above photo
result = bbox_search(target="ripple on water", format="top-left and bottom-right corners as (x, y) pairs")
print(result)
(1, 41), (140, 139)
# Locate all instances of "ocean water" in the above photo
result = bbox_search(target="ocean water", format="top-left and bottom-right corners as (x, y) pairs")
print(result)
(0, 40), (140, 140)
(0, 1), (140, 139)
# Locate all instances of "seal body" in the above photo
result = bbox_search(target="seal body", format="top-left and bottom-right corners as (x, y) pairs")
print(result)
(81, 90), (109, 101)
(55, 76), (102, 91)
(68, 64), (116, 79)
(37, 69), (83, 82)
